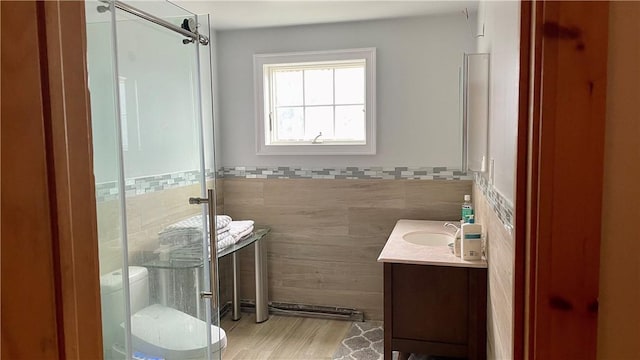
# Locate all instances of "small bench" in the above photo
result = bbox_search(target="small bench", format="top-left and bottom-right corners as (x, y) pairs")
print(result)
(217, 227), (270, 323)
(142, 226), (271, 323)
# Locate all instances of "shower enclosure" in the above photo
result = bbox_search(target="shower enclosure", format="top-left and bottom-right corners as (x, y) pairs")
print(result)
(85, 1), (220, 359)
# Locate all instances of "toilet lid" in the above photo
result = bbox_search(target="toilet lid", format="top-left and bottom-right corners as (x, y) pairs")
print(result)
(128, 304), (227, 359)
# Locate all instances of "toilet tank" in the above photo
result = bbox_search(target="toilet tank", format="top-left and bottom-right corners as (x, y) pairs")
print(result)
(128, 266), (150, 313)
(100, 267), (150, 355)
(100, 266), (149, 359)
(100, 267), (150, 324)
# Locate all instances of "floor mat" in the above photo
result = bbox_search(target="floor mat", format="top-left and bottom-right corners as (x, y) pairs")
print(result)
(332, 321), (384, 360)
(332, 322), (445, 360)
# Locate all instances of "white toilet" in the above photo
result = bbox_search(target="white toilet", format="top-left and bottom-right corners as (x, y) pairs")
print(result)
(100, 267), (227, 360)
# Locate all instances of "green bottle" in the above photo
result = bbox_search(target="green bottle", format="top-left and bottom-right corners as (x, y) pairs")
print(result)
(462, 194), (474, 223)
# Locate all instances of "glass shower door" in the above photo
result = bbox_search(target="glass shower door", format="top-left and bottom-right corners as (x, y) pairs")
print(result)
(87, 1), (220, 359)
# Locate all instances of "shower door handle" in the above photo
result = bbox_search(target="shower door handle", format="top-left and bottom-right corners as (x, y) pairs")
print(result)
(207, 189), (219, 311)
(189, 196), (208, 205)
(205, 189), (219, 310)
(189, 189), (219, 310)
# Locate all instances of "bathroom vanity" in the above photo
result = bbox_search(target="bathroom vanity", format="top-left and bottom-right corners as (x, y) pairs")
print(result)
(378, 220), (487, 360)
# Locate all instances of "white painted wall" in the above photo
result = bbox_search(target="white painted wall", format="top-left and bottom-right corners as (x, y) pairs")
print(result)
(86, 21), (120, 184)
(198, 14), (220, 175)
(209, 29), (222, 172)
(472, 4), (521, 359)
(87, 17), (217, 183)
(215, 14), (475, 168)
(476, 1), (521, 202)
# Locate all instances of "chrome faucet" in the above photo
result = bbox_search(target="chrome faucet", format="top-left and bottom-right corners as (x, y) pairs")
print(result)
(444, 222), (460, 231)
(443, 222), (461, 238)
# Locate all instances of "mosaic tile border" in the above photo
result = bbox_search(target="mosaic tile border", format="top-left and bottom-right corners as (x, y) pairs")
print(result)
(95, 166), (472, 202)
(474, 172), (514, 229)
(221, 166), (472, 180)
(95, 169), (215, 202)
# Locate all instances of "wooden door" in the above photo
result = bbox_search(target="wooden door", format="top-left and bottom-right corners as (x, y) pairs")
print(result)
(522, 1), (609, 359)
(1, 1), (103, 359)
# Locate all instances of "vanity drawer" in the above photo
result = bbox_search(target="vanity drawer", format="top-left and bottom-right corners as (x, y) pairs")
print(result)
(385, 263), (487, 360)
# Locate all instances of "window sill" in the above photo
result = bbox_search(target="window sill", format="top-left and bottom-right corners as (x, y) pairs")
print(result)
(256, 143), (376, 156)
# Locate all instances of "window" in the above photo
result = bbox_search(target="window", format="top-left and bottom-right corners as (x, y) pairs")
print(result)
(254, 48), (376, 155)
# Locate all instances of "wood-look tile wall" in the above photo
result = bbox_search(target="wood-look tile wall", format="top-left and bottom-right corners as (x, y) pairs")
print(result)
(96, 179), (224, 275)
(221, 178), (472, 320)
(473, 182), (514, 360)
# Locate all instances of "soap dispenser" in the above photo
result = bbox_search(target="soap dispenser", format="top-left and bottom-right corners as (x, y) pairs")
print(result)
(461, 215), (483, 261)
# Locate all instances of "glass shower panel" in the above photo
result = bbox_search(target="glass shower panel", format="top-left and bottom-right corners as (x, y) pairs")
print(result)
(197, 11), (220, 344)
(85, 1), (129, 358)
(113, 3), (218, 359)
(85, 0), (219, 359)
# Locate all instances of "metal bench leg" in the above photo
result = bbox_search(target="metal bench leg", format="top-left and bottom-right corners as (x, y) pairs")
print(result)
(254, 238), (269, 323)
(231, 252), (241, 321)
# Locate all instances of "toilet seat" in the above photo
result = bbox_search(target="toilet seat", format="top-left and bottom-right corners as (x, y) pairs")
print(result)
(129, 304), (227, 359)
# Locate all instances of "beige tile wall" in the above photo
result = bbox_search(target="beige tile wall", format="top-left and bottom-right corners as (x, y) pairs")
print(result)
(473, 182), (514, 360)
(95, 178), (478, 321)
(221, 178), (472, 320)
(96, 179), (223, 274)
(95, 178), (233, 307)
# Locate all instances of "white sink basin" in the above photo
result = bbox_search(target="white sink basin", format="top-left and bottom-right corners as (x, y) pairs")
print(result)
(402, 231), (452, 246)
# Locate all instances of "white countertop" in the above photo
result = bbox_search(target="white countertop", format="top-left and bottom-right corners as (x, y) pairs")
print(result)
(377, 219), (488, 268)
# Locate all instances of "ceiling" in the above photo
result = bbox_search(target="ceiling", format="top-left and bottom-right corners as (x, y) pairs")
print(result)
(174, 1), (478, 30)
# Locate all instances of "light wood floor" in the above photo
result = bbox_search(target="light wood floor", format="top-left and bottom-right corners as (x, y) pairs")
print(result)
(220, 314), (352, 360)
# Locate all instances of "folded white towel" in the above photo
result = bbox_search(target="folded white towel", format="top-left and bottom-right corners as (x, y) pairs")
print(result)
(161, 215), (201, 231)
(158, 216), (202, 246)
(229, 220), (255, 241)
(161, 215), (258, 253)
(216, 231), (235, 250)
(235, 225), (254, 241)
(216, 215), (232, 229)
(217, 230), (232, 242)
(217, 225), (231, 236)
(162, 214), (232, 232)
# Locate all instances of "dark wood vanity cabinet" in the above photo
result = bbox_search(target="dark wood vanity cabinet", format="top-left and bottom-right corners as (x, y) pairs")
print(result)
(383, 263), (487, 360)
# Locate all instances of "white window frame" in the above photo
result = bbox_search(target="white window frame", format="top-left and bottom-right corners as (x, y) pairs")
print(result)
(254, 48), (376, 155)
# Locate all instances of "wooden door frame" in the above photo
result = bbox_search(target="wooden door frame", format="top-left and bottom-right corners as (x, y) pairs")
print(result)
(41, 1), (104, 358)
(2, 0), (611, 359)
(518, 1), (609, 359)
(514, 2), (532, 360)
(1, 1), (103, 359)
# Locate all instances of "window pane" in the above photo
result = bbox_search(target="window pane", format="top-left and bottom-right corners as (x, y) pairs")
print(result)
(305, 106), (334, 139)
(335, 105), (365, 141)
(276, 107), (304, 140)
(304, 69), (333, 105)
(335, 67), (365, 105)
(275, 70), (303, 106)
